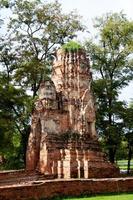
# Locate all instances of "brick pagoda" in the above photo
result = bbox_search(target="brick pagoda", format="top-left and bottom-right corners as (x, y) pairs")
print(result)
(26, 48), (119, 178)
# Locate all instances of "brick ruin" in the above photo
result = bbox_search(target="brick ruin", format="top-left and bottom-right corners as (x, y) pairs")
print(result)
(26, 48), (119, 178)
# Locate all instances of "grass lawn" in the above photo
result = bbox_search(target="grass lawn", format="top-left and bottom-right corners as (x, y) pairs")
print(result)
(116, 160), (133, 170)
(56, 193), (133, 200)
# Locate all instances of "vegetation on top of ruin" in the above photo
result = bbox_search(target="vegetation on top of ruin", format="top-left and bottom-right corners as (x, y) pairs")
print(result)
(62, 41), (83, 52)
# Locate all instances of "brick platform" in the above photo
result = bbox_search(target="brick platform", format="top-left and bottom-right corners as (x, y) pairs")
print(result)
(0, 177), (133, 200)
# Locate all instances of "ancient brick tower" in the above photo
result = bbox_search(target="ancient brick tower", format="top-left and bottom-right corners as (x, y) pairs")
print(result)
(26, 48), (119, 178)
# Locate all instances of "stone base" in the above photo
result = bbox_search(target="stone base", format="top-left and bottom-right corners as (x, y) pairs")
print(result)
(36, 135), (119, 179)
(59, 151), (119, 179)
(81, 160), (119, 178)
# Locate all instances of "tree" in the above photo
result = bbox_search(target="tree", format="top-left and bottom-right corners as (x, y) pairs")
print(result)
(122, 104), (133, 174)
(8, 0), (84, 97)
(0, 79), (31, 168)
(0, 0), (9, 8)
(0, 34), (33, 165)
(85, 12), (133, 163)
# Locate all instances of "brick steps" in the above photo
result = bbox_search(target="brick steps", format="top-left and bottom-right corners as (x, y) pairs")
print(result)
(0, 172), (47, 186)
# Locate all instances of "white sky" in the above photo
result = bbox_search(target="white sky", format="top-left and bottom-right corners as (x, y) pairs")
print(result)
(59, 0), (133, 16)
(57, 0), (133, 103)
(59, 0), (133, 30)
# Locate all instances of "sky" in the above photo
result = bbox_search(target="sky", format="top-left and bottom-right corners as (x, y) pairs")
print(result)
(59, 0), (133, 30)
(58, 0), (133, 22)
(57, 0), (133, 103)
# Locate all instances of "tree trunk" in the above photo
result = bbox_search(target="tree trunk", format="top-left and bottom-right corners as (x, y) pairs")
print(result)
(21, 126), (31, 165)
(127, 145), (132, 175)
(107, 96), (117, 163)
(109, 147), (116, 163)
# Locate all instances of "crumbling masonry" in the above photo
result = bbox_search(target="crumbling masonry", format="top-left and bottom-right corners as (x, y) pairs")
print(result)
(26, 48), (119, 178)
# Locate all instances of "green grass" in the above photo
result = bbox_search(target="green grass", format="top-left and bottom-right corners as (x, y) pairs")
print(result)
(117, 160), (133, 164)
(116, 160), (133, 170)
(54, 193), (133, 200)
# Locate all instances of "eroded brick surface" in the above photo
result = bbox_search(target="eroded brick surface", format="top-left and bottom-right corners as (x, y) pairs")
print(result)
(26, 49), (119, 178)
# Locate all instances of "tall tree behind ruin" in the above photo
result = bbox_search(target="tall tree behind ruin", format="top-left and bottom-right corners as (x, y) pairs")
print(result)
(8, 0), (84, 97)
(85, 12), (133, 163)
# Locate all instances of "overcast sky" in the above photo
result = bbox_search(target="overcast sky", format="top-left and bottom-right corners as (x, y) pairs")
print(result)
(57, 0), (133, 103)
(59, 0), (133, 17)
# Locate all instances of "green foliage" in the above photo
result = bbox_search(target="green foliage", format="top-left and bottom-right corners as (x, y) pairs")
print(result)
(0, 0), (9, 8)
(7, 0), (84, 97)
(122, 105), (133, 173)
(0, 80), (31, 169)
(62, 41), (82, 52)
(116, 141), (128, 160)
(86, 12), (133, 163)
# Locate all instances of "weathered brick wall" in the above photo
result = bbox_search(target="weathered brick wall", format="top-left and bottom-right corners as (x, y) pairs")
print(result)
(0, 178), (133, 200)
(0, 170), (27, 180)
